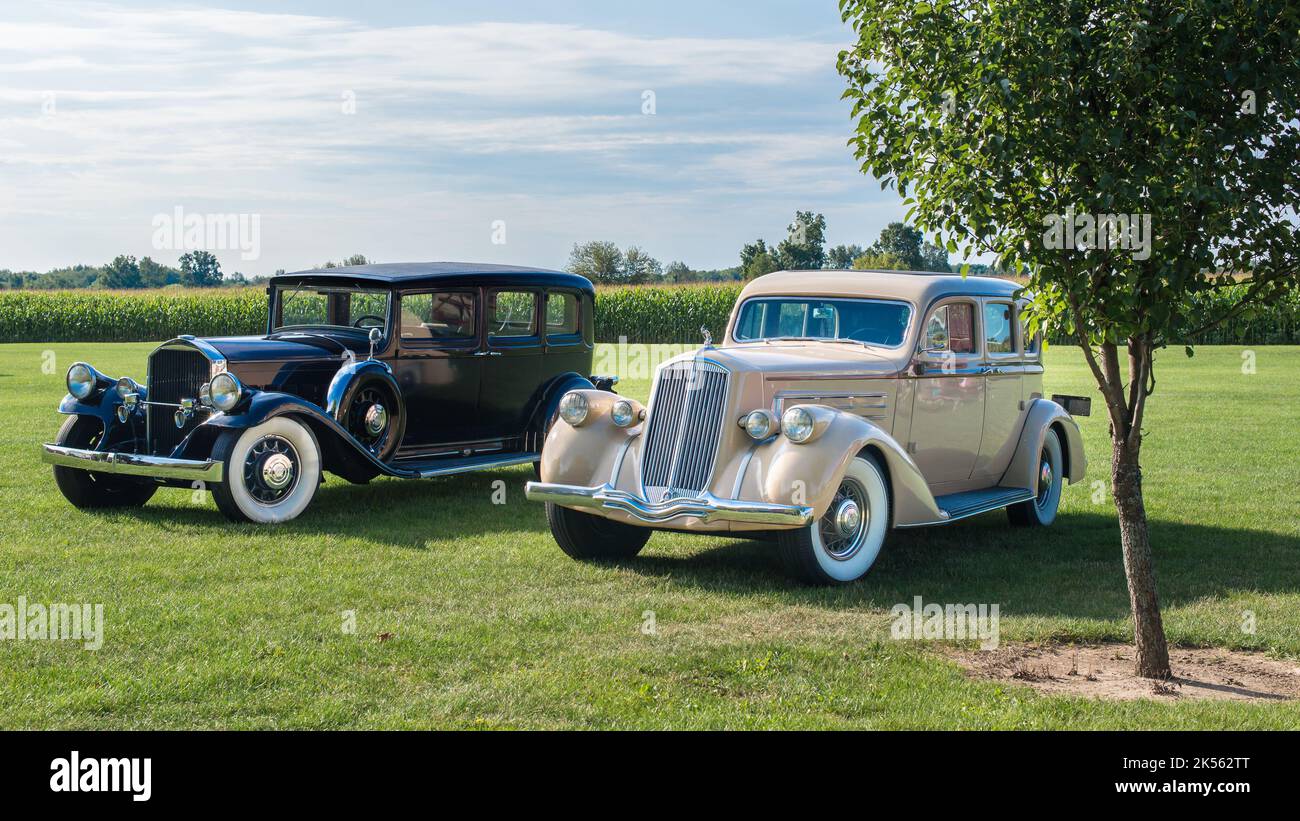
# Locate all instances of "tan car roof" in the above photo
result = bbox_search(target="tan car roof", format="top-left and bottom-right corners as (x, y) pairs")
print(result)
(738, 269), (1021, 305)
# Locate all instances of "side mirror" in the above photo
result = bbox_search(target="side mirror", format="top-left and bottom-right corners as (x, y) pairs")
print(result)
(367, 327), (383, 360)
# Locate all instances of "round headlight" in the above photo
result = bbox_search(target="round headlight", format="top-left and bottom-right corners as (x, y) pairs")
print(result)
(610, 399), (635, 427)
(741, 409), (776, 441)
(558, 391), (589, 427)
(199, 382), (212, 406)
(782, 407), (814, 443)
(115, 376), (139, 399)
(209, 372), (243, 412)
(67, 363), (97, 400)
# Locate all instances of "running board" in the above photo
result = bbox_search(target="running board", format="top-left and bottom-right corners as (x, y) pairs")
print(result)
(384, 452), (538, 479)
(898, 486), (1035, 528)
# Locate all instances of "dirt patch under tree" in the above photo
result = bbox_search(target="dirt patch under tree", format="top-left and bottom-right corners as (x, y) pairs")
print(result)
(943, 642), (1300, 703)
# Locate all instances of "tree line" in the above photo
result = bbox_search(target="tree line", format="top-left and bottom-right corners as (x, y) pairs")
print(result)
(565, 213), (1010, 286)
(0, 253), (373, 290)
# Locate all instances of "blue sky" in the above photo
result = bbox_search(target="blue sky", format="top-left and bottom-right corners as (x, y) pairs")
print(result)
(0, 1), (911, 274)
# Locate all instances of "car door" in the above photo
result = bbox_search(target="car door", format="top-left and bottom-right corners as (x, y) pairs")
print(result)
(973, 298), (1026, 480)
(477, 287), (544, 441)
(908, 297), (985, 486)
(392, 289), (483, 448)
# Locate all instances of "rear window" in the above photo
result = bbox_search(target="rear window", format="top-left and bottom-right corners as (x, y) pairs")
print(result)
(545, 292), (579, 337)
(488, 290), (538, 338)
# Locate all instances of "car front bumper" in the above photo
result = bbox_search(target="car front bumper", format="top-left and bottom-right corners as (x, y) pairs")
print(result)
(42, 444), (225, 483)
(524, 481), (814, 527)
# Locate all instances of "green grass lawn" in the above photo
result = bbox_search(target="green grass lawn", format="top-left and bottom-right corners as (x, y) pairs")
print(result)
(0, 342), (1297, 729)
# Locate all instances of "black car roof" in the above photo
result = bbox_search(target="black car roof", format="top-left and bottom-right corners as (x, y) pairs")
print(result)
(274, 262), (593, 293)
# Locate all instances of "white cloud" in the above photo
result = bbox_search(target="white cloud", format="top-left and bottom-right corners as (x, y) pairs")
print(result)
(0, 3), (885, 272)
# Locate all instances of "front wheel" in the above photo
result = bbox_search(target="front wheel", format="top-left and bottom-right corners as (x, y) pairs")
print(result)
(51, 415), (157, 509)
(1008, 429), (1063, 527)
(210, 417), (322, 523)
(546, 502), (650, 561)
(776, 453), (891, 585)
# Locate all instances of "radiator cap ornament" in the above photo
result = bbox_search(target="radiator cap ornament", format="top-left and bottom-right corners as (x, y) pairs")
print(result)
(700, 326), (713, 349)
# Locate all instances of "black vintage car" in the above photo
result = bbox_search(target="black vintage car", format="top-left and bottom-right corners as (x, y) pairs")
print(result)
(42, 262), (611, 523)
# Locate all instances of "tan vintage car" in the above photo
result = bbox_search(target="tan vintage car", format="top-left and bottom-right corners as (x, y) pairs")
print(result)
(524, 270), (1087, 585)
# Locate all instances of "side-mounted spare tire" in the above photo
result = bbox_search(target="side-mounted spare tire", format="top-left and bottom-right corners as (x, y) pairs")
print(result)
(330, 368), (405, 483)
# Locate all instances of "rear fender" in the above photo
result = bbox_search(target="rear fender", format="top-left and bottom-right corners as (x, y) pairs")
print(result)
(1000, 399), (1087, 489)
(526, 373), (596, 450)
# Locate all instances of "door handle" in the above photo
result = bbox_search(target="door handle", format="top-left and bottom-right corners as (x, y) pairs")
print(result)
(474, 351), (502, 357)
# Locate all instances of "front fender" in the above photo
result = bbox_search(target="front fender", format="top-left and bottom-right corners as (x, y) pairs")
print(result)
(203, 391), (394, 474)
(538, 390), (635, 485)
(57, 391), (123, 425)
(1000, 399), (1087, 489)
(746, 405), (943, 525)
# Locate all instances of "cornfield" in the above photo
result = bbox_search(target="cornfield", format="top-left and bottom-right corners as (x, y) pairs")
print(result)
(0, 283), (1295, 345)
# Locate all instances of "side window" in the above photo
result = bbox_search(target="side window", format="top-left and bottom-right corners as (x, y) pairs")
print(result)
(924, 302), (976, 354)
(984, 302), (1015, 355)
(401, 291), (476, 341)
(545, 292), (579, 337)
(1018, 306), (1041, 358)
(488, 290), (538, 338)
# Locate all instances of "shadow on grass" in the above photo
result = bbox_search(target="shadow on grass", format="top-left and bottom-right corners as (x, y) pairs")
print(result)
(621, 510), (1300, 621)
(92, 465), (547, 550)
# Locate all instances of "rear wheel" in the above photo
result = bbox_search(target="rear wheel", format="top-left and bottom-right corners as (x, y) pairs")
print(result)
(777, 454), (890, 585)
(211, 417), (321, 523)
(1008, 429), (1063, 527)
(51, 415), (157, 509)
(546, 502), (650, 561)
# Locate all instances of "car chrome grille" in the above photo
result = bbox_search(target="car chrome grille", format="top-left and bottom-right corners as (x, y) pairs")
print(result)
(640, 358), (728, 500)
(147, 346), (211, 456)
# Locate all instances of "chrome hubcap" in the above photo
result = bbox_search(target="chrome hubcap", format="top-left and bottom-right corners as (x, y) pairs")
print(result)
(364, 403), (387, 437)
(820, 478), (869, 561)
(835, 499), (862, 537)
(243, 435), (300, 505)
(1036, 456), (1054, 507)
(261, 453), (295, 490)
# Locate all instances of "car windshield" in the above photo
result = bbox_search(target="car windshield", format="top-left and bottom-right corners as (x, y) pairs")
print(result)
(273, 284), (390, 332)
(733, 297), (911, 347)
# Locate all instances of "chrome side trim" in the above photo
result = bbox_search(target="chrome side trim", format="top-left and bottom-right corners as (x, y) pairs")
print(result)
(772, 390), (889, 421)
(42, 444), (224, 482)
(525, 481), (813, 527)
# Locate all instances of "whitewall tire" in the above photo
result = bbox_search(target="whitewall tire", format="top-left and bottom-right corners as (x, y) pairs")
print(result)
(1008, 428), (1063, 527)
(777, 454), (890, 585)
(211, 416), (321, 523)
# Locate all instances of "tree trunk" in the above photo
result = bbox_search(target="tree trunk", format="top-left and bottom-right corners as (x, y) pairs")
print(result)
(1109, 436), (1172, 679)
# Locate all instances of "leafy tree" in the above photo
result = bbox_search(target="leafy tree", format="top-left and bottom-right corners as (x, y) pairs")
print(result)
(840, 0), (1300, 677)
(774, 211), (828, 270)
(663, 260), (692, 283)
(920, 242), (951, 273)
(826, 244), (865, 269)
(99, 255), (141, 289)
(622, 246), (663, 283)
(851, 250), (909, 271)
(178, 251), (222, 287)
(740, 239), (779, 280)
(138, 256), (181, 288)
(871, 222), (924, 270)
(567, 241), (626, 284)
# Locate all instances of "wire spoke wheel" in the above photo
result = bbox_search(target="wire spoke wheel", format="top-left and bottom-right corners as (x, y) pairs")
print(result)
(818, 477), (869, 561)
